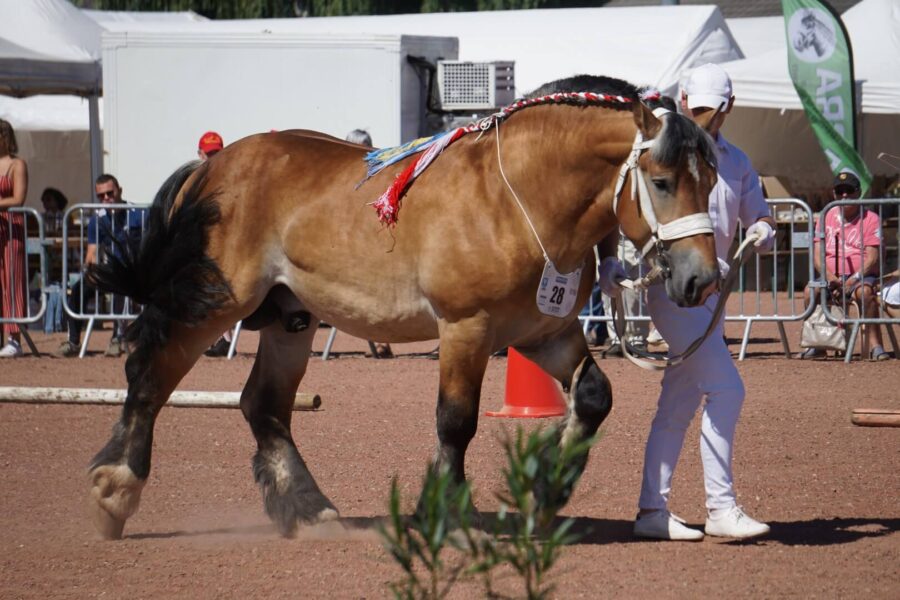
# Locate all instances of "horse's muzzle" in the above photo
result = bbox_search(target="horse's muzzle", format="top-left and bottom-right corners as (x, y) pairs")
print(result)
(663, 246), (719, 307)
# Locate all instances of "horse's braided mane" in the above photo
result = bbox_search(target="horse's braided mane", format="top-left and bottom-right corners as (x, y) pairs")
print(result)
(526, 74), (676, 112)
(529, 74), (714, 172)
(474, 79), (647, 131)
(368, 75), (684, 227)
(457, 75), (674, 136)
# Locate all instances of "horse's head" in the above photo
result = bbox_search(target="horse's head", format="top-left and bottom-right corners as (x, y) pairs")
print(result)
(614, 101), (720, 307)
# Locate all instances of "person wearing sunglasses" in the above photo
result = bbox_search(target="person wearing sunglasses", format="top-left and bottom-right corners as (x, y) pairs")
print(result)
(799, 171), (889, 361)
(54, 174), (146, 358)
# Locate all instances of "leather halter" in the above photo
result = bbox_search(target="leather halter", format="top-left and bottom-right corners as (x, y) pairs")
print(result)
(612, 107), (714, 258)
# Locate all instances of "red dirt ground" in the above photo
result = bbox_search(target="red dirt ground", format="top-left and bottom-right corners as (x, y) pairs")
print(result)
(1, 315), (898, 599)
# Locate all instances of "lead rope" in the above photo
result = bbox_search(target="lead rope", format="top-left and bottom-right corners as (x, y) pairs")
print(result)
(610, 233), (760, 371)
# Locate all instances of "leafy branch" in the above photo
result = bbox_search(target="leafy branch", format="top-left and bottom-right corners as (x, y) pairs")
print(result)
(379, 426), (596, 599)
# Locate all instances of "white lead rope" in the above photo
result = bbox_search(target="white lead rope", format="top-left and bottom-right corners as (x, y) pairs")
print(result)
(610, 233), (760, 371)
(495, 121), (551, 264)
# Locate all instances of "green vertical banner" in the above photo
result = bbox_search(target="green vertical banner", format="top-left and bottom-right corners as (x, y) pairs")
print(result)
(782, 0), (872, 196)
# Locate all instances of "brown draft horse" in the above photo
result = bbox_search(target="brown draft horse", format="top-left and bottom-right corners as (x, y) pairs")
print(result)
(86, 76), (719, 539)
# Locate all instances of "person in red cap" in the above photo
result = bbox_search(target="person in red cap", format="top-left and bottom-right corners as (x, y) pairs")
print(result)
(198, 131), (224, 161)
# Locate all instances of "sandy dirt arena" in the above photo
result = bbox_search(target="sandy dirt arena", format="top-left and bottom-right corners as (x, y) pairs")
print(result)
(1, 314), (898, 599)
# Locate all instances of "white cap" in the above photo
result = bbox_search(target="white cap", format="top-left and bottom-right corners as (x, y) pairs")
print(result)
(683, 63), (733, 110)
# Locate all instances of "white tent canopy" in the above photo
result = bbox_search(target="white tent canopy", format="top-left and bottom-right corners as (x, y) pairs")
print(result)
(718, 0), (900, 192)
(0, 0), (104, 206)
(83, 9), (207, 26)
(0, 0), (102, 96)
(0, 36), (100, 97)
(0, 0), (101, 62)
(0, 1), (208, 207)
(725, 16), (784, 58)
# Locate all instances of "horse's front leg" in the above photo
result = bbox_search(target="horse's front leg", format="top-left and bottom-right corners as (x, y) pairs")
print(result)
(517, 319), (613, 471)
(433, 316), (493, 484)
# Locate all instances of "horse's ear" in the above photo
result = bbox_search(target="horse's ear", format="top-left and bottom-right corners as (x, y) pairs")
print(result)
(632, 102), (663, 139)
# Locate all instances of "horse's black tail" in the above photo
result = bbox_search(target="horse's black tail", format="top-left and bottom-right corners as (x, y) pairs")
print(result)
(87, 161), (234, 353)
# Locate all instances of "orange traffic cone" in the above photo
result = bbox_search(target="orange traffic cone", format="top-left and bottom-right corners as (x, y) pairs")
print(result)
(486, 348), (567, 418)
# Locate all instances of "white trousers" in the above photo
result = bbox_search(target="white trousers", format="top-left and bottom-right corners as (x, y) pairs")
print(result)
(638, 284), (745, 511)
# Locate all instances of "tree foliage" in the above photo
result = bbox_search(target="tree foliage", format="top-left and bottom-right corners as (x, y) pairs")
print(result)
(72, 0), (608, 19)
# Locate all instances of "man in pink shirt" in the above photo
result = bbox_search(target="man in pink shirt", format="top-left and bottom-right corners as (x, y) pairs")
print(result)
(800, 171), (889, 360)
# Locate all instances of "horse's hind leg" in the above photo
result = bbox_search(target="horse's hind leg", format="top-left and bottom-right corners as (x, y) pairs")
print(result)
(241, 317), (337, 537)
(88, 322), (220, 539)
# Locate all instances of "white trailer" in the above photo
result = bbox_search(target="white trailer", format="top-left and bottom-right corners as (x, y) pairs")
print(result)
(101, 31), (457, 204)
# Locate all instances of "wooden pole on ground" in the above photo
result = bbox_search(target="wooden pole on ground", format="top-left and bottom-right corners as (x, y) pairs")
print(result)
(0, 387), (321, 411)
(851, 408), (900, 427)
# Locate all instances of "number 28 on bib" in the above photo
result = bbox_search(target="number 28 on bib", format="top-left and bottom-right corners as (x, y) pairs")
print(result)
(536, 260), (582, 318)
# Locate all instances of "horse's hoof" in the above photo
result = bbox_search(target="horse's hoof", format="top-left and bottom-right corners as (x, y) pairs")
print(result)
(90, 502), (126, 540)
(87, 464), (145, 540)
(315, 507), (340, 523)
(271, 505), (339, 538)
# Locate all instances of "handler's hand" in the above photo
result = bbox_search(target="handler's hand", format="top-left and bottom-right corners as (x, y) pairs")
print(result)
(746, 221), (775, 252)
(597, 257), (627, 296)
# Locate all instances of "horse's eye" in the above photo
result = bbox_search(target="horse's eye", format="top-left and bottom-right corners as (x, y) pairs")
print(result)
(651, 177), (671, 193)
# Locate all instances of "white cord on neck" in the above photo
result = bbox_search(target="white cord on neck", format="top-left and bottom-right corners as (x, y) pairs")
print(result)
(495, 123), (551, 264)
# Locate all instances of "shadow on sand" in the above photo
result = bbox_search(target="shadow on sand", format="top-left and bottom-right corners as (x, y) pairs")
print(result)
(565, 515), (900, 546)
(127, 514), (899, 547)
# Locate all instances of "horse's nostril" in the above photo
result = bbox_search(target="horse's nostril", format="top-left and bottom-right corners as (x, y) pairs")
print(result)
(684, 271), (716, 305)
(685, 275), (700, 303)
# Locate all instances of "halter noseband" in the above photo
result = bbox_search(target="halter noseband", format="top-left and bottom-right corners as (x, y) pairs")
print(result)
(612, 107), (714, 258)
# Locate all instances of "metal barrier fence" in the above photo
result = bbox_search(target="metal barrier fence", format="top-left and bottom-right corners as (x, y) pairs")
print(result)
(727, 198), (816, 360)
(59, 203), (148, 358)
(0, 207), (47, 356)
(5, 199), (897, 361)
(578, 197), (900, 361)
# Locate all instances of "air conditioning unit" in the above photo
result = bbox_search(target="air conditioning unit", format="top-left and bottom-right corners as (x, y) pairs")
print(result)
(436, 60), (515, 111)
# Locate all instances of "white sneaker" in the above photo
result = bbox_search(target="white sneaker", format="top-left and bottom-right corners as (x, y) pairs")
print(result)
(705, 506), (770, 539)
(0, 340), (23, 358)
(634, 509), (704, 541)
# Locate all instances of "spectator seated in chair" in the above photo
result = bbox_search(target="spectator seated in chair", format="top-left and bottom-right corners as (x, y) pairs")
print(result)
(54, 174), (145, 358)
(798, 171), (889, 361)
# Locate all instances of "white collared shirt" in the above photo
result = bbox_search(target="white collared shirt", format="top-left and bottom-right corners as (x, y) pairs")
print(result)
(706, 133), (769, 259)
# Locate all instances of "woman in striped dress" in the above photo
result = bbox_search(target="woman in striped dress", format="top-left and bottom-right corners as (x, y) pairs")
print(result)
(0, 119), (29, 358)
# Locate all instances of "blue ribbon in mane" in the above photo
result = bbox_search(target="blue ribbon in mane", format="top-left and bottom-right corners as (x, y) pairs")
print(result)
(364, 131), (452, 178)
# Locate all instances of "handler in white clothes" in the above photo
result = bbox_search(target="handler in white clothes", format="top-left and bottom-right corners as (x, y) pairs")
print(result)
(600, 64), (777, 541)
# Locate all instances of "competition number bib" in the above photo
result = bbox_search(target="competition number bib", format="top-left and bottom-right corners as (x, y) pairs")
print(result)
(536, 260), (582, 318)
